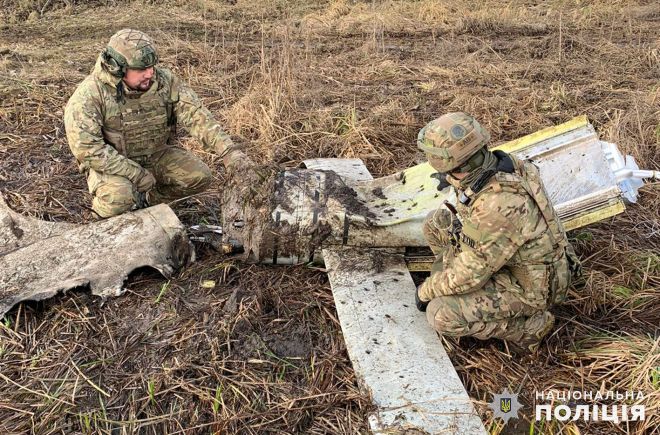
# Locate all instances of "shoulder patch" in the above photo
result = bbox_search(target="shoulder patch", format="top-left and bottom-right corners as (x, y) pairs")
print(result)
(495, 172), (521, 183)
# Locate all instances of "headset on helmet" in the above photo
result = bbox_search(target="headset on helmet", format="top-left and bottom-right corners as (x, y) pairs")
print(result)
(103, 29), (159, 77)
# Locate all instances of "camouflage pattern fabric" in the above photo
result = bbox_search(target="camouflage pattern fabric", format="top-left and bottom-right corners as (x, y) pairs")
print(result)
(65, 49), (244, 217)
(419, 155), (577, 346)
(87, 148), (212, 217)
(422, 208), (453, 274)
(425, 270), (554, 344)
(106, 29), (158, 69)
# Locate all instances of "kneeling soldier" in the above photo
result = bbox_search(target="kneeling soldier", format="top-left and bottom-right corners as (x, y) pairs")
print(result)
(415, 112), (581, 353)
(64, 29), (249, 217)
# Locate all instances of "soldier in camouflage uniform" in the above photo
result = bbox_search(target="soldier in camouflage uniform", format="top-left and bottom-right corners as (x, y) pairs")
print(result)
(415, 113), (581, 353)
(64, 29), (250, 218)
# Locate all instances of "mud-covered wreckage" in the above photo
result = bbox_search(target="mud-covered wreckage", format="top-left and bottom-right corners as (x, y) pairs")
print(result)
(1, 117), (657, 434)
(0, 201), (192, 317)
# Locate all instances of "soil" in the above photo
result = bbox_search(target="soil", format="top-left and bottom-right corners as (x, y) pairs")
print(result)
(0, 0), (658, 434)
(371, 187), (386, 199)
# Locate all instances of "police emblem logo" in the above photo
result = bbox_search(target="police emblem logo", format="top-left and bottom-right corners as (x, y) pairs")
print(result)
(488, 388), (522, 424)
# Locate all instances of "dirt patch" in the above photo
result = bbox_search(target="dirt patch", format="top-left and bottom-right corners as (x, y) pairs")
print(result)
(1, 0), (658, 433)
(322, 170), (376, 220)
(371, 186), (386, 199)
(263, 324), (313, 359)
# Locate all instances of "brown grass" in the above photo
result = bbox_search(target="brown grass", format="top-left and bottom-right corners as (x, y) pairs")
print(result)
(1, 0), (659, 433)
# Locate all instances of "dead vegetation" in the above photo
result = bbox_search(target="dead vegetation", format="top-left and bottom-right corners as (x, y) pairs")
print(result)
(0, 0), (658, 433)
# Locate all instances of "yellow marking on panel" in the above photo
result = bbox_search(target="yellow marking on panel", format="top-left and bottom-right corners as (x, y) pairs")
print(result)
(405, 257), (434, 272)
(493, 115), (589, 153)
(562, 202), (626, 231)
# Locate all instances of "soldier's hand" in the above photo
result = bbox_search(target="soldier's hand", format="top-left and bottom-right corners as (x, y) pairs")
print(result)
(430, 172), (451, 190)
(223, 149), (254, 172)
(415, 283), (430, 312)
(136, 170), (156, 193)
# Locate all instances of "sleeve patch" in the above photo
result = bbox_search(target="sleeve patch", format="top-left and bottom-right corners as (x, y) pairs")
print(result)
(461, 233), (477, 249)
(461, 221), (484, 243)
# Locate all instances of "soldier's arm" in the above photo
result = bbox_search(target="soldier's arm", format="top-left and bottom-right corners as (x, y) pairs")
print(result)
(419, 192), (530, 299)
(171, 76), (239, 160)
(64, 88), (146, 183)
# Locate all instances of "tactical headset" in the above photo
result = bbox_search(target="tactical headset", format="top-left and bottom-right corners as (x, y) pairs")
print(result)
(102, 45), (158, 77)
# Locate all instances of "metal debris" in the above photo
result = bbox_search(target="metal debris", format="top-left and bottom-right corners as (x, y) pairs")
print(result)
(0, 195), (193, 317)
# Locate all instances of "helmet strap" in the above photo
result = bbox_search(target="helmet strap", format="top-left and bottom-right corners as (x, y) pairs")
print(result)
(115, 80), (126, 104)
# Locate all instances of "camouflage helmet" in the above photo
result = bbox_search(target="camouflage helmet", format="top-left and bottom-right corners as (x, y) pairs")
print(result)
(105, 29), (158, 73)
(417, 112), (490, 172)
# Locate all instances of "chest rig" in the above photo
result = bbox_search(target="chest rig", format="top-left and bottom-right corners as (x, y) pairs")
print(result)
(445, 151), (567, 257)
(101, 73), (176, 159)
(443, 151), (517, 251)
(444, 152), (579, 304)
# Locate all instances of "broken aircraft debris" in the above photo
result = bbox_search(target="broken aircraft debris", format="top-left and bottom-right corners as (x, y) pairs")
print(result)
(1, 116), (657, 434)
(220, 115), (657, 433)
(0, 199), (193, 317)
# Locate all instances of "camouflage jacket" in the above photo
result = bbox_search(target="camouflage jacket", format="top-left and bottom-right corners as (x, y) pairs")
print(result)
(64, 55), (235, 183)
(419, 155), (572, 307)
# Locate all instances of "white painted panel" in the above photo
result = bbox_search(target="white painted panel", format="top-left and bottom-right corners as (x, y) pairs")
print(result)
(323, 247), (486, 434)
(302, 158), (374, 181)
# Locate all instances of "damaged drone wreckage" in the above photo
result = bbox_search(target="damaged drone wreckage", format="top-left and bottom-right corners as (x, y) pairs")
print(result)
(1, 116), (657, 433)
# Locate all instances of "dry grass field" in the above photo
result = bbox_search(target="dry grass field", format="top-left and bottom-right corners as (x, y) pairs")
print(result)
(0, 0), (658, 434)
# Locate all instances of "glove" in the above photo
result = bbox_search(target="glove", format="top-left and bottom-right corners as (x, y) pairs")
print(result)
(223, 149), (254, 172)
(430, 172), (451, 190)
(135, 170), (156, 193)
(415, 283), (430, 312)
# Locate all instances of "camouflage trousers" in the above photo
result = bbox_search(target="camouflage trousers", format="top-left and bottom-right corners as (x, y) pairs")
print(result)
(88, 147), (212, 218)
(422, 209), (553, 343)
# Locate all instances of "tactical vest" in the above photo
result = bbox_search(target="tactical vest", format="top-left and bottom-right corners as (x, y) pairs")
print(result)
(496, 158), (568, 254)
(454, 154), (579, 305)
(100, 74), (175, 158)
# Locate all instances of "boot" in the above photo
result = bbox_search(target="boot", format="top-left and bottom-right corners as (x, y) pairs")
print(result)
(508, 311), (555, 354)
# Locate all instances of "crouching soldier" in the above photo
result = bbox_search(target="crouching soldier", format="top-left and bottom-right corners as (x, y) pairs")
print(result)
(64, 29), (250, 217)
(415, 113), (581, 353)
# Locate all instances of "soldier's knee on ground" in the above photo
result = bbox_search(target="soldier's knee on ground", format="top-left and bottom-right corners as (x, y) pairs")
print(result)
(425, 296), (470, 337)
(92, 182), (136, 217)
(152, 148), (213, 197)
